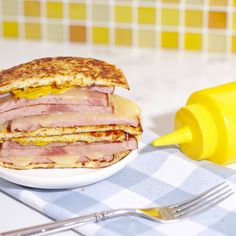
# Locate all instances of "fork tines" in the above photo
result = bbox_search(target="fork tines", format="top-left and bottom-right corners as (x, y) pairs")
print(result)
(172, 182), (234, 218)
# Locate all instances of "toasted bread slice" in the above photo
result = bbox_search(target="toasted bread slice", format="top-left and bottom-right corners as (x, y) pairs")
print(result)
(0, 124), (142, 141)
(10, 130), (128, 146)
(0, 151), (131, 169)
(0, 57), (128, 94)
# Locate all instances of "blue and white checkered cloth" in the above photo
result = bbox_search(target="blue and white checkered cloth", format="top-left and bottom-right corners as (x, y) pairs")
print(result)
(0, 130), (236, 236)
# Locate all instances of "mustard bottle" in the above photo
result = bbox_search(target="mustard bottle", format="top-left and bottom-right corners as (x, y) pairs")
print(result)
(152, 82), (236, 165)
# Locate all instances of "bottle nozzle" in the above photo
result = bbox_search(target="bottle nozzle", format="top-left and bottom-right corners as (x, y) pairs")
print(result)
(152, 126), (192, 147)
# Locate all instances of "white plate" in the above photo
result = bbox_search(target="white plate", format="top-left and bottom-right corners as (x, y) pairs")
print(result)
(0, 150), (138, 189)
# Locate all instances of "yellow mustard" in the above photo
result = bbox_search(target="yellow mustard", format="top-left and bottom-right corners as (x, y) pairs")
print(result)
(12, 85), (74, 100)
(152, 82), (236, 165)
(13, 139), (52, 146)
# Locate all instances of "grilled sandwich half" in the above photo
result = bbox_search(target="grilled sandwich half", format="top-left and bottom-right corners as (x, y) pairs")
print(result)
(0, 57), (142, 169)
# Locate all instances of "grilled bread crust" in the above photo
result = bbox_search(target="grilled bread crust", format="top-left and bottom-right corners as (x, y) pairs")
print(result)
(0, 124), (142, 140)
(0, 57), (129, 93)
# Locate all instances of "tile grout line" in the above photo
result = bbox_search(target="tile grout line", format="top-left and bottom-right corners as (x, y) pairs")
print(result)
(18, 0), (24, 40)
(41, 0), (47, 42)
(0, 0), (2, 38)
(109, 0), (115, 47)
(62, 0), (69, 43)
(179, 0), (186, 52)
(226, 0), (233, 54)
(202, 0), (209, 53)
(86, 0), (92, 46)
(156, 1), (161, 49)
(132, 0), (138, 48)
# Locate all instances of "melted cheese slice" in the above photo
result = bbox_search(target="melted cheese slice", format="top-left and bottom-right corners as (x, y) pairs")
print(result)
(109, 94), (141, 119)
(12, 85), (74, 100)
(8, 156), (34, 167)
(46, 155), (80, 165)
(7, 155), (79, 166)
(5, 154), (110, 167)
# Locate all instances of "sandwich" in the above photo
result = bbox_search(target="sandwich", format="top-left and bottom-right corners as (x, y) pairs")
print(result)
(0, 57), (142, 169)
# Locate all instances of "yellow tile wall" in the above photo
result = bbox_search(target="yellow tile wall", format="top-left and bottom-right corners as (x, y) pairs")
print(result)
(46, 2), (63, 19)
(24, 23), (41, 40)
(138, 7), (156, 25)
(24, 1), (41, 17)
(185, 10), (203, 28)
(0, 0), (236, 53)
(161, 9), (179, 26)
(69, 3), (86, 20)
(92, 27), (109, 44)
(184, 33), (202, 51)
(161, 32), (179, 49)
(3, 22), (19, 38)
(115, 6), (133, 23)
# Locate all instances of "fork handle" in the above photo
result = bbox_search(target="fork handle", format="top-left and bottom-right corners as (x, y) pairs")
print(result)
(1, 209), (137, 236)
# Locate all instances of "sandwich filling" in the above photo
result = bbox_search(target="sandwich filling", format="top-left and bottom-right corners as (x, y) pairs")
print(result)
(9, 94), (140, 132)
(0, 88), (113, 124)
(0, 138), (137, 167)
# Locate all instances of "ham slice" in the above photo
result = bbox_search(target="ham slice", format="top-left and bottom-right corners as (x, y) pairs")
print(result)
(0, 88), (109, 114)
(10, 112), (139, 131)
(0, 138), (137, 158)
(10, 94), (140, 132)
(0, 104), (113, 124)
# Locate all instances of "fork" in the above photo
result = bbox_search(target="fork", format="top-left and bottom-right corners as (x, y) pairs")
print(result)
(1, 182), (233, 236)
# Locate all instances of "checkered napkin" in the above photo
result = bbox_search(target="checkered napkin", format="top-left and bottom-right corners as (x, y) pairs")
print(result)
(0, 130), (236, 236)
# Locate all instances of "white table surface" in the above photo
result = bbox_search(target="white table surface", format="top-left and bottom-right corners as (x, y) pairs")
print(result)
(0, 40), (236, 234)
